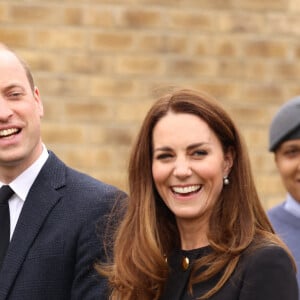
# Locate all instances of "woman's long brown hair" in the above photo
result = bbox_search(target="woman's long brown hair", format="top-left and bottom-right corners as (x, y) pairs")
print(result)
(97, 88), (294, 300)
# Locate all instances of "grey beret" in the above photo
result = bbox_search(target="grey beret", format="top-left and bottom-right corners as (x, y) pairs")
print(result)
(269, 96), (300, 151)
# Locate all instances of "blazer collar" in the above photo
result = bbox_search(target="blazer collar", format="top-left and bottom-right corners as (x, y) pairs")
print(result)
(0, 152), (66, 298)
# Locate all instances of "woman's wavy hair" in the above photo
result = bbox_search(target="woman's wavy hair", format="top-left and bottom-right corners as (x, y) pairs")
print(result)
(98, 88), (292, 300)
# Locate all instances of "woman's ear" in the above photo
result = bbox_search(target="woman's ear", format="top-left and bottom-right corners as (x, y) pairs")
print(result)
(224, 147), (234, 174)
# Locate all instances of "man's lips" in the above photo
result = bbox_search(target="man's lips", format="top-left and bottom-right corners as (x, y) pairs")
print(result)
(0, 128), (20, 138)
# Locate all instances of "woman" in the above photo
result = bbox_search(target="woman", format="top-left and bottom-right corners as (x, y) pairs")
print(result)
(268, 95), (300, 292)
(98, 89), (298, 299)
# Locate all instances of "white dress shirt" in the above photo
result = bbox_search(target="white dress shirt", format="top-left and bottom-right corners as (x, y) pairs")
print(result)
(0, 145), (49, 240)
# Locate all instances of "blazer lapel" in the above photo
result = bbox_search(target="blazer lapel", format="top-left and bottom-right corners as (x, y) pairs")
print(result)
(0, 152), (66, 299)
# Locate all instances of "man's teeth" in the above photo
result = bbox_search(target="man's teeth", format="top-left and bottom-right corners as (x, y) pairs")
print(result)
(172, 185), (201, 194)
(0, 128), (18, 137)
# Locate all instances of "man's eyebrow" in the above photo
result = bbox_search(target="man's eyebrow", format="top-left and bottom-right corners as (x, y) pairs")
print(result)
(2, 83), (25, 92)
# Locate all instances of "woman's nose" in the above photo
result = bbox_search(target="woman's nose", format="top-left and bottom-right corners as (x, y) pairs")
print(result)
(173, 159), (192, 178)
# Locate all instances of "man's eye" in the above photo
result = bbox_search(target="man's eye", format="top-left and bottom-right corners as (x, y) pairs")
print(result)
(9, 92), (22, 98)
(284, 149), (300, 156)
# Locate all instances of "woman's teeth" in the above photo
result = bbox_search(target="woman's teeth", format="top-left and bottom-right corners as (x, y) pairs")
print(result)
(172, 185), (201, 194)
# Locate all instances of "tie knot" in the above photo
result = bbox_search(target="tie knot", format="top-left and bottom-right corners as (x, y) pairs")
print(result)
(0, 185), (14, 204)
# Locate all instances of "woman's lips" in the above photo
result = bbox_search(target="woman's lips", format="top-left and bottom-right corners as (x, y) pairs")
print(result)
(171, 185), (202, 195)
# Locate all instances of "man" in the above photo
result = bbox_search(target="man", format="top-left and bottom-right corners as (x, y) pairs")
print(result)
(0, 43), (124, 299)
(268, 96), (300, 292)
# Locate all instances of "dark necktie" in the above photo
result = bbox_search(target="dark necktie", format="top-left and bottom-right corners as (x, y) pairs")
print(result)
(0, 185), (14, 269)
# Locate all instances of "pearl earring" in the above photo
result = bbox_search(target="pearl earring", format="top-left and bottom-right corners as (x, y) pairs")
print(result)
(223, 176), (229, 185)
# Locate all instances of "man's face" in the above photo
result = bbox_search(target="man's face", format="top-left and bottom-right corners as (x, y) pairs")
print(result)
(275, 139), (300, 202)
(0, 48), (44, 182)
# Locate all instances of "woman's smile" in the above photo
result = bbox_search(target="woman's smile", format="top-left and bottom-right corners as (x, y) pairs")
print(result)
(172, 184), (202, 194)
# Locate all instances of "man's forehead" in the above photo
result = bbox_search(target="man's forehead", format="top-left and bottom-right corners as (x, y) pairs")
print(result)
(0, 56), (29, 89)
(0, 50), (24, 71)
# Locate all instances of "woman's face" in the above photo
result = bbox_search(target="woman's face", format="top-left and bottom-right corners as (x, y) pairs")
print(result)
(275, 139), (300, 202)
(152, 112), (233, 225)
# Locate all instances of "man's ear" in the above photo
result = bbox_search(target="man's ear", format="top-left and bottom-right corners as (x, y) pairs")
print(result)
(34, 86), (44, 117)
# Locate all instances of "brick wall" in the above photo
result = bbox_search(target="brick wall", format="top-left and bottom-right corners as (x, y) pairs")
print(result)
(1, 0), (299, 209)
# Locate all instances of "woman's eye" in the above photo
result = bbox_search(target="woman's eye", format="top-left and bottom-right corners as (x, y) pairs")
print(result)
(156, 153), (173, 160)
(192, 150), (207, 157)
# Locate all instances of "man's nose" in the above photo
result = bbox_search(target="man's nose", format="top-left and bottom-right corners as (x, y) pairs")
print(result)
(0, 99), (13, 121)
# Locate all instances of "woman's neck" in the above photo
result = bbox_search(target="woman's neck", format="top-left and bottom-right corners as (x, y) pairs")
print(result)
(177, 217), (209, 250)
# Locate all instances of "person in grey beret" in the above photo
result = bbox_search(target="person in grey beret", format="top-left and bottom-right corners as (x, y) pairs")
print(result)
(268, 96), (300, 293)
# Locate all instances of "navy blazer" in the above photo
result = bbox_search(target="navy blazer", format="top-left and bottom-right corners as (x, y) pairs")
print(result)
(0, 151), (123, 300)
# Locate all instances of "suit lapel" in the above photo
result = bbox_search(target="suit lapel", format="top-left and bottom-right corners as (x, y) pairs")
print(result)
(0, 152), (66, 299)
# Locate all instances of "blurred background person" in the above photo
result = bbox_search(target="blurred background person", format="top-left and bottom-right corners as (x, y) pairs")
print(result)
(98, 88), (298, 300)
(268, 96), (300, 293)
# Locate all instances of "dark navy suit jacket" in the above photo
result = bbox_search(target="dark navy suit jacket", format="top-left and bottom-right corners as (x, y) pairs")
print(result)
(0, 151), (122, 300)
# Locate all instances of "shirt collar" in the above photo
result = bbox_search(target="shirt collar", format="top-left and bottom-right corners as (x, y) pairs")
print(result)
(2, 145), (49, 201)
(284, 193), (300, 219)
